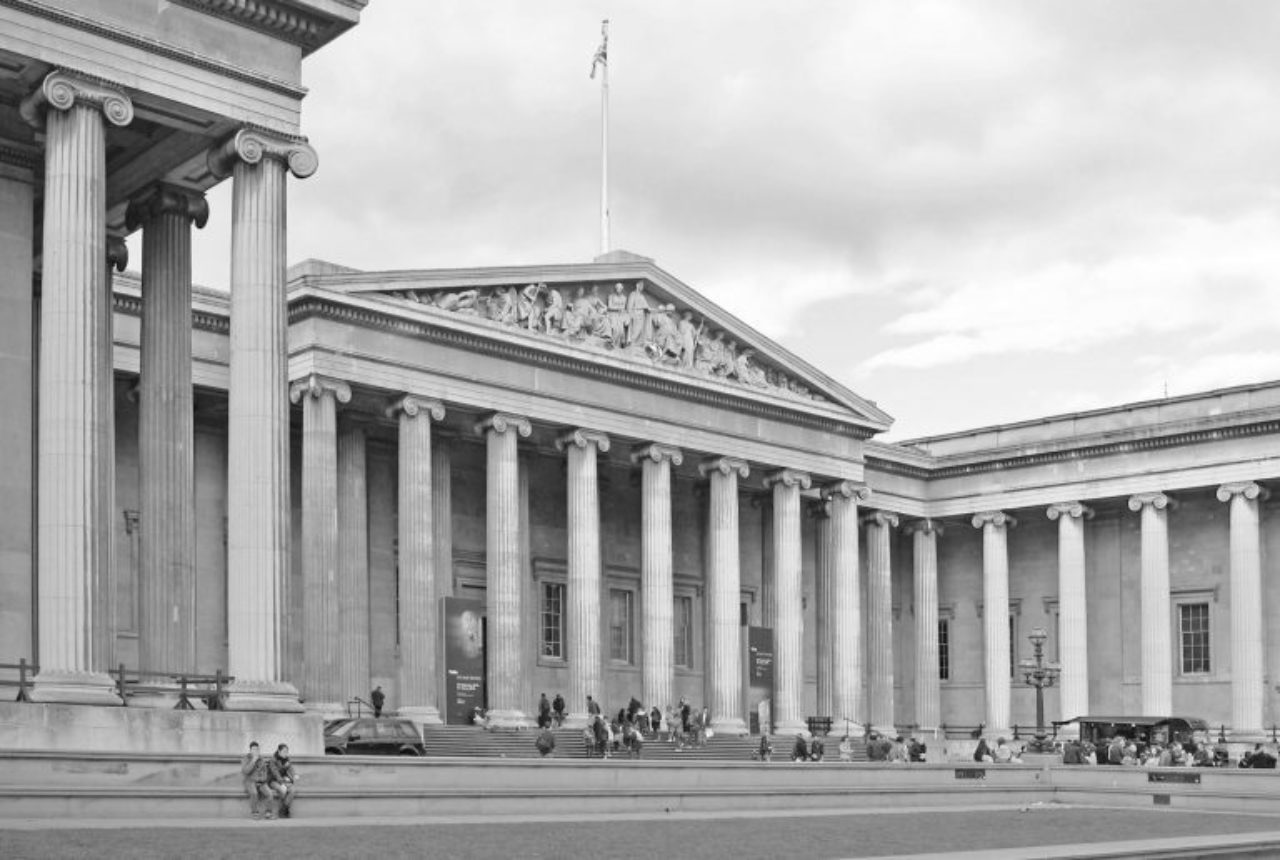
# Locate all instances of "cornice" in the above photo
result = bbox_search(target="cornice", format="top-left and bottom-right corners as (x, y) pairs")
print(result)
(113, 291), (229, 335)
(0, 0), (308, 99)
(287, 294), (875, 440)
(170, 0), (329, 51)
(0, 142), (40, 172)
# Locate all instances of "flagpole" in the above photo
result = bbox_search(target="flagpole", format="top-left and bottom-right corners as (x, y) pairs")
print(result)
(598, 19), (610, 255)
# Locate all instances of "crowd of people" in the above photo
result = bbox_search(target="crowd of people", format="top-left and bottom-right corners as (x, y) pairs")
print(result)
(1057, 735), (1252, 768)
(239, 741), (298, 820)
(531, 692), (716, 759)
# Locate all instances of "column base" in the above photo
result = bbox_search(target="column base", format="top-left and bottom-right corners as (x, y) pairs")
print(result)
(396, 705), (443, 726)
(222, 679), (304, 713)
(773, 718), (809, 736)
(304, 701), (350, 721)
(871, 723), (900, 739)
(710, 716), (749, 737)
(485, 708), (533, 730)
(28, 671), (122, 706)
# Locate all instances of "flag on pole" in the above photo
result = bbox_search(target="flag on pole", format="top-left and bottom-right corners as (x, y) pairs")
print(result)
(590, 19), (609, 79)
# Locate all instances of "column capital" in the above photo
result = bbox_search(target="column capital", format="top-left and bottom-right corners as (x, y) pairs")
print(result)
(20, 70), (133, 129)
(903, 518), (943, 536)
(698, 456), (749, 479)
(125, 183), (210, 232)
(386, 394), (445, 422)
(106, 234), (129, 273)
(208, 126), (318, 181)
(861, 510), (899, 529)
(763, 468), (811, 491)
(288, 374), (351, 405)
(474, 412), (531, 438)
(821, 480), (871, 503)
(630, 442), (683, 467)
(971, 510), (1016, 529)
(1216, 481), (1269, 504)
(1127, 492), (1174, 512)
(1047, 501), (1094, 521)
(555, 428), (611, 453)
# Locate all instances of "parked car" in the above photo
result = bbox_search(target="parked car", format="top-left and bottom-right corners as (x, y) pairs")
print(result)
(324, 717), (425, 756)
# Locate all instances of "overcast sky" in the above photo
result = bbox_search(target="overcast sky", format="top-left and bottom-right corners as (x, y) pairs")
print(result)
(174, 1), (1280, 440)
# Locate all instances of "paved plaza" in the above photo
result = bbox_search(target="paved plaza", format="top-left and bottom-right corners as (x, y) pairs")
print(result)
(3, 805), (1280, 859)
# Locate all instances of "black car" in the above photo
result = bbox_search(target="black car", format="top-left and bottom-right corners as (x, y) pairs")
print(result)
(323, 717), (426, 756)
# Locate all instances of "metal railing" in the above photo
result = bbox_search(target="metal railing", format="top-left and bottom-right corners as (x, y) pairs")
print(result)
(1, 658), (233, 709)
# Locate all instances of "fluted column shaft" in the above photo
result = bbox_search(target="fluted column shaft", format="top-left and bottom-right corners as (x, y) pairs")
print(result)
(1048, 502), (1091, 725)
(559, 430), (609, 726)
(1128, 493), (1172, 716)
(634, 444), (682, 719)
(814, 505), (833, 719)
(129, 186), (207, 676)
(910, 521), (941, 730)
(477, 414), (531, 727)
(1219, 482), (1265, 735)
(974, 511), (1014, 734)
(24, 72), (132, 703)
(864, 511), (898, 730)
(337, 423), (370, 703)
(826, 483), (868, 729)
(700, 457), (749, 735)
(392, 396), (445, 723)
(766, 469), (811, 734)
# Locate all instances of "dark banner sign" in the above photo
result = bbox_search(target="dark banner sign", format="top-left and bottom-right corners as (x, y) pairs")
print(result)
(442, 597), (486, 725)
(746, 626), (773, 734)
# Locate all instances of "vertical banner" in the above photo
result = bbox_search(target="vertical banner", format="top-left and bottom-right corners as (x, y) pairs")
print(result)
(442, 596), (487, 725)
(746, 626), (774, 735)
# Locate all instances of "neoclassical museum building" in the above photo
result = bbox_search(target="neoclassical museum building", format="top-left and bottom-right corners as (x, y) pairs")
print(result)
(2, 1), (1279, 751)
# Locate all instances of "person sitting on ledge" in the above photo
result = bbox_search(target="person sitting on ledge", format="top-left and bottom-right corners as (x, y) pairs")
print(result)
(240, 741), (273, 820)
(757, 734), (774, 762)
(268, 744), (297, 819)
(792, 733), (811, 762)
(973, 737), (993, 763)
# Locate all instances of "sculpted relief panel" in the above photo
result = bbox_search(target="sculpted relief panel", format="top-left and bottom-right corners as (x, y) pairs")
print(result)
(388, 280), (826, 403)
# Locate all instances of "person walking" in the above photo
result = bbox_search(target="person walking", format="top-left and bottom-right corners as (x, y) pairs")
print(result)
(371, 686), (385, 718)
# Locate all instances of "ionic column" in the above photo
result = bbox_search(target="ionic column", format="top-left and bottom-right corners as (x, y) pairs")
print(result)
(289, 375), (349, 712)
(765, 468), (811, 734)
(973, 510), (1015, 734)
(21, 71), (133, 704)
(1217, 482), (1267, 736)
(389, 395), (446, 725)
(476, 413), (532, 728)
(557, 429), (610, 727)
(698, 456), (750, 736)
(824, 482), (870, 732)
(126, 185), (208, 679)
(1047, 501), (1092, 729)
(210, 128), (316, 710)
(813, 502), (833, 720)
(1128, 492), (1173, 716)
(906, 519), (942, 732)
(632, 443), (683, 723)
(863, 510), (898, 732)
(337, 421), (370, 705)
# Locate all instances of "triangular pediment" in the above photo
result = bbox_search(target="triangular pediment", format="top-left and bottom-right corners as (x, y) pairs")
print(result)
(292, 254), (892, 434)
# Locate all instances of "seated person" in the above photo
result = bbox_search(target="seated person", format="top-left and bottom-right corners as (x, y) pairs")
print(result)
(792, 734), (810, 762)
(268, 744), (297, 818)
(809, 737), (825, 762)
(993, 738), (1014, 764)
(757, 734), (774, 762)
(838, 735), (854, 763)
(239, 741), (274, 819)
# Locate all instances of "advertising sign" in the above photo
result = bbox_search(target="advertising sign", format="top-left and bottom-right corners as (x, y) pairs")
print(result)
(442, 596), (486, 725)
(746, 626), (774, 734)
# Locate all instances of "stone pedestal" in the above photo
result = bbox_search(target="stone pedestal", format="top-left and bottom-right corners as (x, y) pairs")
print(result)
(699, 457), (749, 736)
(1128, 493), (1172, 716)
(1218, 482), (1266, 736)
(864, 510), (898, 733)
(974, 511), (1014, 735)
(633, 444), (682, 722)
(765, 469), (810, 735)
(1048, 502), (1092, 726)
(825, 482), (869, 730)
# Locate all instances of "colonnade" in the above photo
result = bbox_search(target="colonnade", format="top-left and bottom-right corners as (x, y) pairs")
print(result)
(22, 67), (316, 709)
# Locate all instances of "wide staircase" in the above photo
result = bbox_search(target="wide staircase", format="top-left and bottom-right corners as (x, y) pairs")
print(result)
(420, 725), (868, 763)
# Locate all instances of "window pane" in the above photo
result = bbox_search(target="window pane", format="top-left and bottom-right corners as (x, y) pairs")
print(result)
(1180, 603), (1210, 674)
(541, 583), (564, 658)
(938, 618), (950, 681)
(674, 596), (693, 668)
(610, 589), (633, 663)
(1009, 614), (1017, 679)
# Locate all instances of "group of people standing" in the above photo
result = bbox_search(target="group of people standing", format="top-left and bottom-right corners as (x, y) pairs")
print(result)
(240, 741), (298, 820)
(531, 692), (713, 759)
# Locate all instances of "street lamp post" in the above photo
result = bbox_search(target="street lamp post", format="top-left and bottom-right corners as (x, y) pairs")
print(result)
(1019, 626), (1061, 754)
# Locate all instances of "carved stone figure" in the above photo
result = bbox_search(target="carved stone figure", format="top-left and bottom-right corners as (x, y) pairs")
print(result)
(677, 312), (699, 369)
(519, 282), (545, 331)
(606, 282), (628, 348)
(646, 303), (680, 363)
(625, 281), (651, 347)
(489, 285), (518, 325)
(542, 288), (564, 335)
(433, 289), (479, 313)
(735, 348), (768, 387)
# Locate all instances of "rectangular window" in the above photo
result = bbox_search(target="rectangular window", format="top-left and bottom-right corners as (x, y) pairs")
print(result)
(1009, 614), (1017, 679)
(541, 582), (565, 659)
(1180, 602), (1211, 674)
(938, 618), (950, 681)
(674, 595), (694, 668)
(609, 589), (634, 663)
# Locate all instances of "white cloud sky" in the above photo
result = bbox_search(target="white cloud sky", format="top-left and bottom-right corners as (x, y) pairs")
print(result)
(172, 0), (1280, 439)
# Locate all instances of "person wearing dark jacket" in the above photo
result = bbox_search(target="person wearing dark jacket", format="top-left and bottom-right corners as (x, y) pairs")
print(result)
(371, 686), (385, 718)
(268, 744), (298, 818)
(973, 737), (993, 763)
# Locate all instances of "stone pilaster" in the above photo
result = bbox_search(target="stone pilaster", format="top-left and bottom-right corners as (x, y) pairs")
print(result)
(632, 443), (683, 722)
(1047, 501), (1092, 731)
(764, 468), (811, 735)
(556, 429), (610, 727)
(823, 481), (870, 732)
(22, 70), (133, 704)
(475, 413), (532, 728)
(389, 395), (446, 725)
(973, 510), (1015, 734)
(1217, 482), (1267, 736)
(210, 128), (316, 711)
(289, 374), (349, 713)
(337, 421), (370, 706)
(698, 456), (750, 736)
(863, 510), (898, 732)
(1127, 492), (1173, 716)
(127, 184), (208, 679)
(906, 519), (942, 732)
